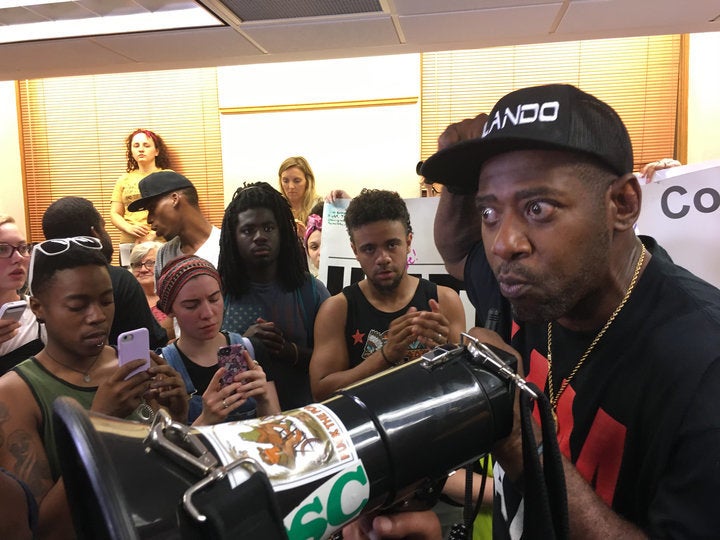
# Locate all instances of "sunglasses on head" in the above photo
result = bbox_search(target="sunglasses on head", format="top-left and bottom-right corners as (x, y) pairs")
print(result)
(28, 236), (104, 295)
(33, 236), (103, 256)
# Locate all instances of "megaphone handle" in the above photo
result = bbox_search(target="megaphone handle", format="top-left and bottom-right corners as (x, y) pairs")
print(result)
(183, 468), (225, 522)
(183, 455), (262, 522)
(462, 334), (540, 400)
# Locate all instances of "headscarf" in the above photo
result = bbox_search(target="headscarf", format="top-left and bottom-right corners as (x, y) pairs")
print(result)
(156, 255), (221, 314)
(303, 214), (322, 248)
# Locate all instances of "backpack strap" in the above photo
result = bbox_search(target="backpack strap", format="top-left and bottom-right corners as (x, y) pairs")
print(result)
(160, 343), (197, 396)
(227, 332), (255, 359)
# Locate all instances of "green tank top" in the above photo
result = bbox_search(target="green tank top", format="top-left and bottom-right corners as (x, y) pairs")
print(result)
(13, 357), (147, 481)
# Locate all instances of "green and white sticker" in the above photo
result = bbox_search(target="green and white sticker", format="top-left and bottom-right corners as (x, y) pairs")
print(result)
(284, 462), (370, 540)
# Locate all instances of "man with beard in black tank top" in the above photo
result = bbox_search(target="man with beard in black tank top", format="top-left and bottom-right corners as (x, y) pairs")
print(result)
(309, 189), (465, 402)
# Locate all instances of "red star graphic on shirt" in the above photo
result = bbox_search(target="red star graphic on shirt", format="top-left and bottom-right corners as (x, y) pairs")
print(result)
(351, 329), (365, 345)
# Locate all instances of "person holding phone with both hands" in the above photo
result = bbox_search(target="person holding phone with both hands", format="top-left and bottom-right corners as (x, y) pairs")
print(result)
(0, 236), (188, 539)
(156, 255), (280, 426)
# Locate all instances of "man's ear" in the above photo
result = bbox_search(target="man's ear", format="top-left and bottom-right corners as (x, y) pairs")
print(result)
(29, 295), (45, 323)
(609, 173), (642, 232)
(350, 240), (358, 257)
(89, 225), (101, 239)
(406, 232), (413, 252)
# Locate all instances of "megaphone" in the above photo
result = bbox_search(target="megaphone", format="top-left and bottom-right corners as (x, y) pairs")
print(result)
(53, 340), (519, 540)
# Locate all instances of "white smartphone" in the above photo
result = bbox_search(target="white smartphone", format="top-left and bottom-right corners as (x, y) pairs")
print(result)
(117, 328), (151, 379)
(0, 300), (27, 323)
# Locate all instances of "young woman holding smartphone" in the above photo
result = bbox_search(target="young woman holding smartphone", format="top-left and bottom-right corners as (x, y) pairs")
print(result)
(156, 255), (281, 425)
(0, 215), (45, 375)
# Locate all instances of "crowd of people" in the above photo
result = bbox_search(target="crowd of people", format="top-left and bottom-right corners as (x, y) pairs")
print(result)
(0, 85), (713, 540)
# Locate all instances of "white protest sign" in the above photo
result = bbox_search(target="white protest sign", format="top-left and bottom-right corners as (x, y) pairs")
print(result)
(637, 160), (720, 288)
(318, 196), (476, 326)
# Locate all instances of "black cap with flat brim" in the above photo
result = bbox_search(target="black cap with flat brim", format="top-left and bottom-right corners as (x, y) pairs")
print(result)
(127, 170), (194, 212)
(420, 84), (634, 194)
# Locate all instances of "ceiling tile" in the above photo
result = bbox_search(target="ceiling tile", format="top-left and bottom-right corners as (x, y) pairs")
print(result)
(393, 0), (557, 16)
(559, 0), (720, 35)
(95, 26), (261, 63)
(244, 15), (399, 53)
(221, 0), (382, 22)
(20, 2), (96, 21)
(0, 39), (136, 79)
(0, 7), (51, 25)
(399, 4), (561, 46)
(75, 0), (147, 17)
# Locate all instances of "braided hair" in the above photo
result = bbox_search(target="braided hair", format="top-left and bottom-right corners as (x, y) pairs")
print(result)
(218, 182), (306, 297)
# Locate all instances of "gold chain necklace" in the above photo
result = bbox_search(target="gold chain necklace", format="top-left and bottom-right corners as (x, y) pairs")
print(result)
(44, 350), (100, 383)
(547, 245), (646, 417)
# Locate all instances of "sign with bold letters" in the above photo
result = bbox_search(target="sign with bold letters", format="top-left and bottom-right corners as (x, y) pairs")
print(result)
(637, 160), (720, 288)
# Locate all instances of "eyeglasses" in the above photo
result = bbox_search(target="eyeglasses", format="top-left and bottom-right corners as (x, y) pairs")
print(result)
(130, 260), (155, 271)
(28, 236), (104, 295)
(0, 242), (31, 259)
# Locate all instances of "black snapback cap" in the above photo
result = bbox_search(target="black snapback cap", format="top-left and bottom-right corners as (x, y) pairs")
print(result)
(420, 84), (634, 194)
(128, 170), (194, 212)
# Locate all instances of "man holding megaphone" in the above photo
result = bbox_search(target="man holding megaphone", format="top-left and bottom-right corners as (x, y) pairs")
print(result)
(421, 84), (720, 539)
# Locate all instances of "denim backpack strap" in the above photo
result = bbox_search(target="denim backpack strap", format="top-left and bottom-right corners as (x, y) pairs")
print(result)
(228, 332), (255, 359)
(160, 343), (197, 395)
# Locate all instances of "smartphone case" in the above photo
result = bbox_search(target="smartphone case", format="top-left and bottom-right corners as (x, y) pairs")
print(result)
(118, 328), (151, 379)
(217, 342), (248, 386)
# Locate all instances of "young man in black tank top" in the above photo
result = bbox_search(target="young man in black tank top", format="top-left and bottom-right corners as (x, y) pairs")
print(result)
(312, 190), (473, 538)
(309, 189), (465, 401)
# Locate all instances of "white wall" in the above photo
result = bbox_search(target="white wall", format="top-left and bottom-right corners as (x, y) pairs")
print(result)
(687, 32), (720, 164)
(217, 55), (421, 204)
(0, 81), (26, 236)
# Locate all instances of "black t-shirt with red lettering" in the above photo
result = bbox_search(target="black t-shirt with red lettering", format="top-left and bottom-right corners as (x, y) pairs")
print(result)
(465, 237), (720, 538)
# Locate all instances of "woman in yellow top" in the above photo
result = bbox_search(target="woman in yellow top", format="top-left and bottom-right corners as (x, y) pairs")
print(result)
(110, 128), (171, 243)
(277, 156), (321, 239)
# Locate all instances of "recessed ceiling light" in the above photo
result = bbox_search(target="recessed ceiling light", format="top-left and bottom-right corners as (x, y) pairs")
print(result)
(3, 0), (65, 7)
(0, 2), (223, 45)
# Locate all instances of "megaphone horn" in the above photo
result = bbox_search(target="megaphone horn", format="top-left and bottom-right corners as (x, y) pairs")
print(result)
(54, 342), (517, 539)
